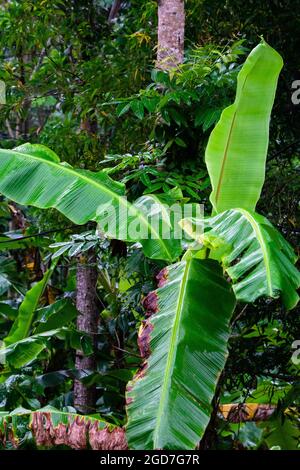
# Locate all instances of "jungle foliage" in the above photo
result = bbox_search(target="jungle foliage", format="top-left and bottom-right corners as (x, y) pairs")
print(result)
(0, 0), (299, 451)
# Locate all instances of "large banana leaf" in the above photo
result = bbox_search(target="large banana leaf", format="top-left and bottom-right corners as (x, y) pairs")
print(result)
(126, 258), (236, 450)
(205, 40), (283, 213)
(5, 260), (57, 345)
(0, 144), (181, 262)
(0, 406), (127, 449)
(180, 209), (300, 309)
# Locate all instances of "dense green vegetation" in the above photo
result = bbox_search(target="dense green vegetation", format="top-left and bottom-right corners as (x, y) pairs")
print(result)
(0, 0), (299, 451)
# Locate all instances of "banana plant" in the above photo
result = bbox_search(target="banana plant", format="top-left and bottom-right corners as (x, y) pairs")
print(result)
(0, 40), (299, 450)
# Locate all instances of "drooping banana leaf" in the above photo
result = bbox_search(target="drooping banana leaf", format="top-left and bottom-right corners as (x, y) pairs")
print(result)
(126, 258), (236, 450)
(34, 298), (78, 333)
(180, 209), (300, 309)
(205, 40), (283, 213)
(0, 329), (62, 368)
(0, 143), (181, 261)
(4, 260), (57, 345)
(1, 327), (98, 370)
(0, 406), (127, 450)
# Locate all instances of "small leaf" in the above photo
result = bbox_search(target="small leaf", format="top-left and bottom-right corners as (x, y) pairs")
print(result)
(169, 108), (187, 127)
(175, 137), (187, 148)
(141, 96), (158, 113)
(116, 102), (131, 117)
(130, 100), (144, 119)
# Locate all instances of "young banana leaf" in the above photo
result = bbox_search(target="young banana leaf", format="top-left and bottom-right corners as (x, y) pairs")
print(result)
(0, 144), (181, 262)
(205, 40), (283, 214)
(126, 258), (236, 450)
(180, 209), (300, 310)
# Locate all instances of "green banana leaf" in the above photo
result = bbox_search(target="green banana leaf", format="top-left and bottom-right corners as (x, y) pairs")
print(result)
(262, 416), (299, 450)
(0, 329), (62, 368)
(205, 40), (283, 213)
(0, 406), (127, 450)
(0, 327), (98, 370)
(34, 298), (78, 333)
(126, 258), (236, 450)
(0, 143), (181, 262)
(180, 209), (300, 309)
(5, 260), (57, 345)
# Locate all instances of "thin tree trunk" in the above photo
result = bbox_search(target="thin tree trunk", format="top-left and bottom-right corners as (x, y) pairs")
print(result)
(74, 113), (99, 414)
(16, 49), (31, 139)
(108, 0), (122, 23)
(74, 252), (98, 414)
(157, 0), (185, 70)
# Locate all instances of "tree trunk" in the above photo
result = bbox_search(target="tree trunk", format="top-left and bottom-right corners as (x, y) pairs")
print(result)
(74, 252), (98, 414)
(108, 0), (122, 23)
(157, 0), (185, 70)
(74, 113), (99, 414)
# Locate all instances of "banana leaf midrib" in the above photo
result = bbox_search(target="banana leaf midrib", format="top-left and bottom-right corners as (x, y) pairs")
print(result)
(0, 149), (173, 260)
(153, 259), (191, 448)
